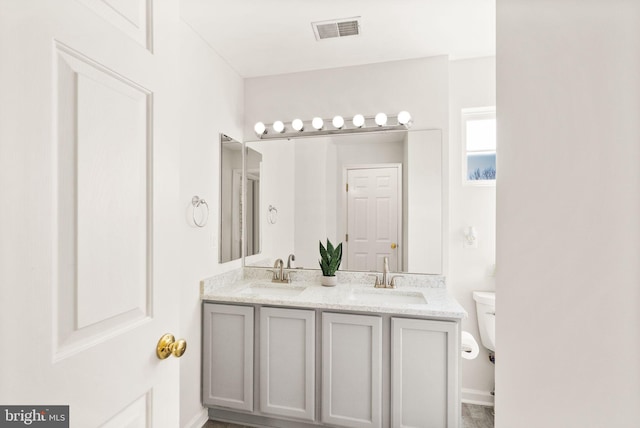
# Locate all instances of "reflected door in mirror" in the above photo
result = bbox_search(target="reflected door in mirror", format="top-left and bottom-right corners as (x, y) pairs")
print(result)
(346, 165), (401, 272)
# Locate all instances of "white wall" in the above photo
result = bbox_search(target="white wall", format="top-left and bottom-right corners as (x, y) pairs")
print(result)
(448, 57), (496, 404)
(406, 129), (443, 274)
(244, 56), (449, 138)
(496, 2), (640, 427)
(179, 20), (244, 428)
(294, 138), (335, 269)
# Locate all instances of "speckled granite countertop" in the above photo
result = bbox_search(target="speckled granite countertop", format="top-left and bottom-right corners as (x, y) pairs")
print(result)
(201, 268), (467, 320)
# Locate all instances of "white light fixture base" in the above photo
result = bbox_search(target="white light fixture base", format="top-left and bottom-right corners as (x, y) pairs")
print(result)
(251, 113), (412, 140)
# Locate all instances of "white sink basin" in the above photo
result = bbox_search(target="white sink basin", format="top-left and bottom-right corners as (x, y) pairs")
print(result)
(238, 283), (307, 298)
(348, 289), (427, 305)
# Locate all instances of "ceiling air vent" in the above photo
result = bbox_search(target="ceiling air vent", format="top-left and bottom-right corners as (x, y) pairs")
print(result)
(312, 17), (361, 41)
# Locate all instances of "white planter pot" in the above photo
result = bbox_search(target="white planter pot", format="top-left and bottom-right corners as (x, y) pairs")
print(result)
(321, 276), (338, 287)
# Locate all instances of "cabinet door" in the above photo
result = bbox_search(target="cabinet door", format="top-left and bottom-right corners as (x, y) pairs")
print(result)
(260, 307), (315, 420)
(391, 318), (460, 428)
(203, 303), (254, 411)
(322, 312), (382, 428)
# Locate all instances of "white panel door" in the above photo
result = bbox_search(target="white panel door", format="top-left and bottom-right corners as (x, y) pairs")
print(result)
(260, 307), (315, 420)
(0, 1), (181, 426)
(391, 318), (460, 428)
(203, 304), (254, 411)
(347, 166), (401, 272)
(322, 313), (382, 428)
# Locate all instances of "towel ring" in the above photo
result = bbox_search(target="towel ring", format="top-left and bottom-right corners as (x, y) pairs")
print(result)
(191, 196), (209, 228)
(268, 205), (278, 224)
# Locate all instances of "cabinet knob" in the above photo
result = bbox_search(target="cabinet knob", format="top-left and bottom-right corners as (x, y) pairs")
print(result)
(156, 334), (187, 359)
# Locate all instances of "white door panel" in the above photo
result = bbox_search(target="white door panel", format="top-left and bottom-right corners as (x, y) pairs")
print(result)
(347, 166), (401, 272)
(78, 0), (152, 50)
(0, 1), (180, 426)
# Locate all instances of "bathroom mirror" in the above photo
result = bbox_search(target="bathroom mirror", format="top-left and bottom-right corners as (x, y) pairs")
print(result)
(244, 129), (443, 274)
(219, 134), (262, 263)
(245, 145), (262, 257)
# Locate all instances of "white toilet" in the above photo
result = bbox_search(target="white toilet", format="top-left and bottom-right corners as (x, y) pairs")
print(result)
(473, 291), (495, 356)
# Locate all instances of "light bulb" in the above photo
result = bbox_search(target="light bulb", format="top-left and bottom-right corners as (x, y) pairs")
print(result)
(375, 112), (388, 126)
(292, 118), (304, 131)
(312, 117), (324, 130)
(398, 111), (412, 125)
(332, 115), (345, 129)
(254, 122), (267, 136)
(273, 121), (285, 133)
(352, 114), (365, 128)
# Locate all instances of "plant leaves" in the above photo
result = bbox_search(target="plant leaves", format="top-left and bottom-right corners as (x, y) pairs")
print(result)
(335, 243), (342, 270)
(319, 238), (343, 276)
(319, 240), (328, 262)
(320, 259), (330, 275)
(327, 239), (334, 255)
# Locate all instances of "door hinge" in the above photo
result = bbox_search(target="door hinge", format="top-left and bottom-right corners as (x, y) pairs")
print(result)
(346, 183), (348, 192)
(346, 234), (349, 242)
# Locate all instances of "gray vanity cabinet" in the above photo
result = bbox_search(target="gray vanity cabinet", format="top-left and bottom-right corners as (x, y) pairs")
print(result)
(259, 307), (315, 420)
(322, 312), (383, 428)
(202, 303), (254, 411)
(202, 303), (460, 428)
(391, 318), (460, 428)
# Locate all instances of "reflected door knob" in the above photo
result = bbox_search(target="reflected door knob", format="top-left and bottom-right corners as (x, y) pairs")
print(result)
(156, 333), (187, 359)
(391, 243), (397, 249)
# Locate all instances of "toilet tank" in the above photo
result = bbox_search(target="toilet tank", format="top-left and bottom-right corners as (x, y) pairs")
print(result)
(473, 291), (495, 352)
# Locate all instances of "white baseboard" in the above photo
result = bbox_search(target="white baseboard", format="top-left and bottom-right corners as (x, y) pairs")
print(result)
(183, 408), (209, 428)
(461, 388), (495, 406)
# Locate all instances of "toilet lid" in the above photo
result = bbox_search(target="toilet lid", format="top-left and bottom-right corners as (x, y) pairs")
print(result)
(472, 291), (495, 306)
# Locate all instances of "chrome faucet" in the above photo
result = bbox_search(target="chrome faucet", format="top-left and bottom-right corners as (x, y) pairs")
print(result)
(373, 256), (403, 288)
(283, 254), (296, 282)
(271, 258), (292, 283)
(286, 253), (295, 269)
(382, 257), (389, 287)
(272, 259), (284, 282)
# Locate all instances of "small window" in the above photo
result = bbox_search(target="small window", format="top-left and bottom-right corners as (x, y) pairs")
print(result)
(463, 108), (496, 183)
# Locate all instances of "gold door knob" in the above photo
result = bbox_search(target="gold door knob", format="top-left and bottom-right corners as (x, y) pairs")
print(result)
(156, 333), (187, 360)
(391, 243), (397, 249)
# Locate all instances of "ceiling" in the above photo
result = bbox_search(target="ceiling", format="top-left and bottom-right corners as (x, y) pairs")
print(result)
(180, 0), (495, 78)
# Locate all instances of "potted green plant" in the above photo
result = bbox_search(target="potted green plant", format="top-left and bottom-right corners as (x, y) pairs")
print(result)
(319, 239), (342, 287)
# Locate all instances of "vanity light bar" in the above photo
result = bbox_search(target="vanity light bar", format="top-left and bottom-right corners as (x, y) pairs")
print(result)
(252, 111), (412, 140)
